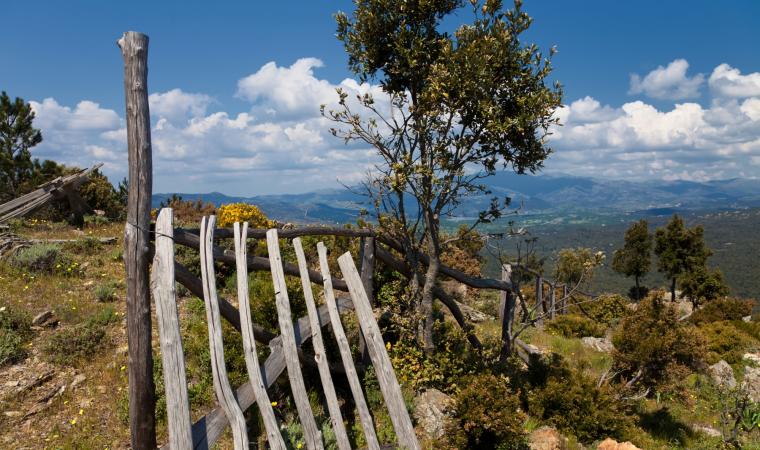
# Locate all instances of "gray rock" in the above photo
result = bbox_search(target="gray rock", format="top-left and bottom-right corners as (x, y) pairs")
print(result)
(742, 366), (760, 402)
(743, 353), (760, 366)
(692, 424), (722, 438)
(581, 336), (614, 353)
(529, 426), (567, 450)
(70, 374), (86, 389)
(709, 360), (736, 388)
(743, 315), (752, 322)
(414, 388), (454, 440)
(32, 310), (53, 326)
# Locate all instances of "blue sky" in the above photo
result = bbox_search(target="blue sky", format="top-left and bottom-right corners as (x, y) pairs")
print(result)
(2, 1), (760, 195)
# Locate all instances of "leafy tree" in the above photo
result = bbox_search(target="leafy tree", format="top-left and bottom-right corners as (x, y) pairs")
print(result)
(612, 219), (652, 300)
(0, 92), (43, 201)
(554, 247), (604, 291)
(679, 266), (730, 308)
(327, 0), (562, 351)
(654, 214), (711, 302)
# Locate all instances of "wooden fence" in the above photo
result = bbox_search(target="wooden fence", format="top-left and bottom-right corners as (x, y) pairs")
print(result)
(118, 30), (593, 449)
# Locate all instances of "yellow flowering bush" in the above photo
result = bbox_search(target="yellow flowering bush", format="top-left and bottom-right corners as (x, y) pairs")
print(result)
(216, 203), (273, 228)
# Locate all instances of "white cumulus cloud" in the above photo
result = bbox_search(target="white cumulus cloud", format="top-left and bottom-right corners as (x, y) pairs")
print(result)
(709, 64), (760, 98)
(629, 59), (705, 100)
(148, 89), (213, 124)
(25, 58), (760, 195)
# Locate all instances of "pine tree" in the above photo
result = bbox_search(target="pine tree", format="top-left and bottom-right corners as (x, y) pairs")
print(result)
(654, 215), (711, 302)
(612, 219), (652, 300)
(0, 92), (43, 201)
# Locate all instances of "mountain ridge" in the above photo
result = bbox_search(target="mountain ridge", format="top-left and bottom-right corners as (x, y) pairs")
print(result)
(152, 173), (760, 224)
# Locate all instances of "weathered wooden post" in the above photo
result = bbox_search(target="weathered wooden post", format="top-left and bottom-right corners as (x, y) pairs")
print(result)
(548, 282), (556, 320)
(535, 275), (543, 326)
(358, 237), (375, 364)
(499, 264), (516, 361)
(118, 31), (156, 450)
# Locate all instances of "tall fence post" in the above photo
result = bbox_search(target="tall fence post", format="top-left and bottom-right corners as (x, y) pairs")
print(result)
(499, 264), (515, 361)
(119, 31), (156, 450)
(358, 237), (375, 365)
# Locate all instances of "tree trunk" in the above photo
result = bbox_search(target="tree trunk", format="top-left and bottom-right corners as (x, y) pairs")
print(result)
(499, 265), (516, 361)
(420, 211), (441, 354)
(671, 277), (677, 302)
(118, 31), (156, 450)
(634, 275), (641, 301)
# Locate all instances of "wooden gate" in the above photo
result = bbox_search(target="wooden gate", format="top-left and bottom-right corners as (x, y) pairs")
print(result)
(151, 208), (420, 450)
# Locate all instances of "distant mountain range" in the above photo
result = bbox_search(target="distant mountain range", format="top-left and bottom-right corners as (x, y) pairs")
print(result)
(152, 173), (760, 224)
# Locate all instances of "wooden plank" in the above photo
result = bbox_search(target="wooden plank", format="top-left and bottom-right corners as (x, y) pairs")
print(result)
(199, 216), (248, 450)
(118, 31), (156, 450)
(357, 237), (375, 365)
(499, 264), (516, 361)
(151, 208), (192, 449)
(318, 242), (381, 450)
(548, 283), (556, 320)
(337, 252), (420, 450)
(266, 229), (324, 450)
(233, 223), (287, 450)
(293, 238), (351, 450)
(164, 296), (355, 450)
(173, 229), (349, 292)
(359, 237), (375, 305)
(535, 276), (543, 326)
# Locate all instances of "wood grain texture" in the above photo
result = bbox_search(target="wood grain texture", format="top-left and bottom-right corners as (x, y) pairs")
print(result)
(266, 229), (324, 450)
(499, 264), (516, 361)
(163, 296), (355, 450)
(337, 253), (420, 450)
(233, 223), (287, 450)
(318, 243), (381, 450)
(293, 238), (351, 450)
(173, 229), (349, 292)
(118, 30), (156, 450)
(199, 216), (248, 450)
(152, 208), (192, 449)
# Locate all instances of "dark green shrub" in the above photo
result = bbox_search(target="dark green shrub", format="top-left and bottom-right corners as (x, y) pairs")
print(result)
(545, 314), (605, 338)
(442, 373), (528, 449)
(78, 169), (126, 220)
(582, 293), (629, 326)
(528, 367), (634, 443)
(12, 243), (66, 273)
(390, 321), (486, 393)
(0, 306), (32, 366)
(612, 295), (705, 397)
(700, 321), (757, 364)
(690, 298), (754, 325)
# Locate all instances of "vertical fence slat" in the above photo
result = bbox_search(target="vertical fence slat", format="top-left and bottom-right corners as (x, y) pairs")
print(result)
(535, 276), (544, 326)
(549, 283), (556, 320)
(234, 223), (287, 450)
(199, 216), (248, 450)
(152, 208), (192, 449)
(266, 229), (324, 450)
(499, 264), (516, 360)
(293, 238), (351, 450)
(118, 30), (156, 450)
(318, 243), (381, 450)
(337, 253), (420, 450)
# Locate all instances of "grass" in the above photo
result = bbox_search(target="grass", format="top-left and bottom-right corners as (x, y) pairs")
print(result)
(0, 305), (32, 366)
(0, 220), (133, 449)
